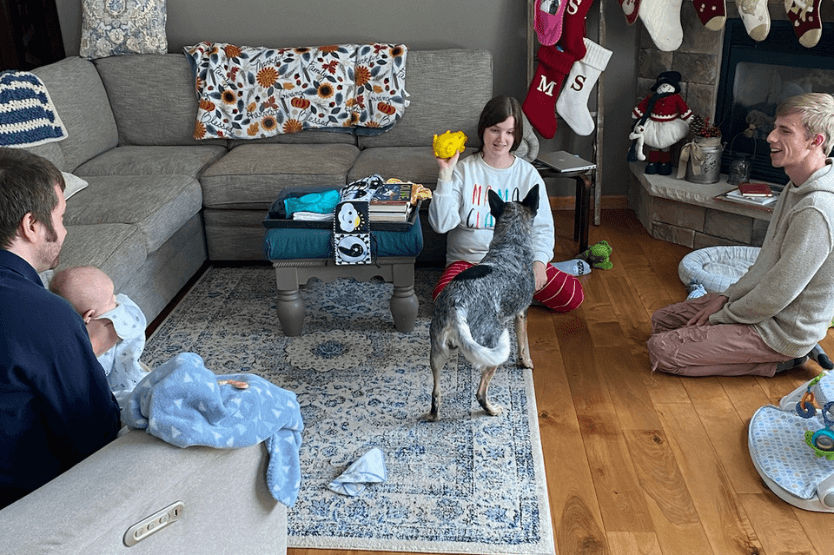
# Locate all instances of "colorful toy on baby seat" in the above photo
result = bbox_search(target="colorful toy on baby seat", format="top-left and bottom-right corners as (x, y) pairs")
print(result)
(795, 374), (834, 459)
(432, 130), (467, 159)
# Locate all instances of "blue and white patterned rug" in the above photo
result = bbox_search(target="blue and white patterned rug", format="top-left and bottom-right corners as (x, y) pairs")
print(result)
(142, 265), (555, 555)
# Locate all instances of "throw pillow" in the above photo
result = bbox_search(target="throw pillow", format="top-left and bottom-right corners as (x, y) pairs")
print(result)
(0, 71), (68, 148)
(61, 172), (89, 200)
(79, 0), (168, 59)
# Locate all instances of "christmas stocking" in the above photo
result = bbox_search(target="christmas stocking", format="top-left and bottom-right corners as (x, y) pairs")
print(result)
(556, 38), (613, 136)
(693, 0), (727, 31)
(786, 0), (823, 48)
(535, 0), (569, 46)
(558, 0), (596, 60)
(738, 0), (770, 42)
(522, 46), (576, 139)
(638, 0), (683, 52)
(618, 0), (641, 25)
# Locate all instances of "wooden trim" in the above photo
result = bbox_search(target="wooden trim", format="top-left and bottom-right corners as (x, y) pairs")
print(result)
(549, 195), (628, 211)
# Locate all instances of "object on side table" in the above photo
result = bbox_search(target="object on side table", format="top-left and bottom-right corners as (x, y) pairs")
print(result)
(738, 182), (773, 197)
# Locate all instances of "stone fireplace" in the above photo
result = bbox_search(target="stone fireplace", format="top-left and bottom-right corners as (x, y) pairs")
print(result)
(628, 1), (834, 249)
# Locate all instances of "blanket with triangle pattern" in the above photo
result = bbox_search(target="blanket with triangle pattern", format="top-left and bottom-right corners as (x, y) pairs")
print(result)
(123, 352), (304, 507)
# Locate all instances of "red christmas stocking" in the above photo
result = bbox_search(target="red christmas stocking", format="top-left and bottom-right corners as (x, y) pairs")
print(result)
(522, 46), (576, 139)
(786, 0), (823, 48)
(617, 0), (640, 25)
(558, 0), (596, 60)
(693, 0), (727, 31)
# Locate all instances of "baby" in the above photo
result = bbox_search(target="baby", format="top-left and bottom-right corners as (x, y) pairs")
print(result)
(50, 266), (148, 408)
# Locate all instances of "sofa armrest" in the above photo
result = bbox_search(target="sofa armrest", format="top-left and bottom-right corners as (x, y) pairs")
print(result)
(0, 431), (287, 555)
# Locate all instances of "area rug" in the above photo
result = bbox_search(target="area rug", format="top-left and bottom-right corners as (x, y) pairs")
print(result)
(142, 265), (555, 555)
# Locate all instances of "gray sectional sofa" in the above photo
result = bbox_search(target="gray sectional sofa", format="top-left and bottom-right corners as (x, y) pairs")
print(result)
(2, 48), (539, 553)
(23, 48), (538, 325)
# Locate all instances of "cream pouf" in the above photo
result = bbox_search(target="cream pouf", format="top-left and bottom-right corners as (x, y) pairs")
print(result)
(678, 245), (760, 293)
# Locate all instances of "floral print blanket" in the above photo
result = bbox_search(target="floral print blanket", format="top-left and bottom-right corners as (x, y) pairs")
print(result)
(185, 42), (409, 139)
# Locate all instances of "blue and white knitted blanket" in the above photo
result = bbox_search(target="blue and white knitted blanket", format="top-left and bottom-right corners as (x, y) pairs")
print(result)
(0, 71), (67, 148)
(123, 353), (304, 507)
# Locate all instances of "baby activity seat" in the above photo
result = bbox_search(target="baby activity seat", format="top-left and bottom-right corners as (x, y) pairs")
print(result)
(749, 371), (834, 512)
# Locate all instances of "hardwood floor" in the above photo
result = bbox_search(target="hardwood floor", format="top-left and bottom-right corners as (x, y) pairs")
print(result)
(287, 208), (834, 555)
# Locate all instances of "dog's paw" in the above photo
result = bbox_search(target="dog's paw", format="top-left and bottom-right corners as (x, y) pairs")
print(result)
(419, 411), (440, 422)
(519, 356), (534, 369)
(477, 395), (504, 416)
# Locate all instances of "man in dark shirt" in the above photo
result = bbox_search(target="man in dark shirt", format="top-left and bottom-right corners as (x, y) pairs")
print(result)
(0, 148), (121, 509)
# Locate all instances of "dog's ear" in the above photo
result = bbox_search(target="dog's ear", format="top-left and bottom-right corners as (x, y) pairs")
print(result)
(521, 184), (540, 214)
(488, 189), (505, 220)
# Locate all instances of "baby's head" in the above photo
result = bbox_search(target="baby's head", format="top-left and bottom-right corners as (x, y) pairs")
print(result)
(50, 266), (117, 323)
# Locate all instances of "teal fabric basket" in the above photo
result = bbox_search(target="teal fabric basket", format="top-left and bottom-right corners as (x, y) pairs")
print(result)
(263, 216), (423, 260)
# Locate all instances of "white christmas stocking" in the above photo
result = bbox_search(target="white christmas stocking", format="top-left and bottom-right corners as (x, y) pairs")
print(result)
(638, 0), (684, 51)
(738, 0), (770, 41)
(556, 38), (613, 136)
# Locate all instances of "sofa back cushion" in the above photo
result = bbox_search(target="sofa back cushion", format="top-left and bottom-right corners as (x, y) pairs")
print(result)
(94, 54), (226, 147)
(357, 49), (493, 150)
(31, 57), (118, 172)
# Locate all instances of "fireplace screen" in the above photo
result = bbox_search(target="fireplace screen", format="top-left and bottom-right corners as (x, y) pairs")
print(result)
(715, 19), (834, 185)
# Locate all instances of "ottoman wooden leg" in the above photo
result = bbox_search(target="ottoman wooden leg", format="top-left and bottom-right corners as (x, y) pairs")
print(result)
(390, 284), (418, 333)
(390, 261), (418, 332)
(276, 288), (305, 336)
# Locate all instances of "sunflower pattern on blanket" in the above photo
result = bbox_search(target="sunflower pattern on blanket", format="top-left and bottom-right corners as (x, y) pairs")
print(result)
(185, 42), (409, 139)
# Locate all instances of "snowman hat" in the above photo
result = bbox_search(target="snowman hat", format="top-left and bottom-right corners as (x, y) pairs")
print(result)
(651, 71), (682, 94)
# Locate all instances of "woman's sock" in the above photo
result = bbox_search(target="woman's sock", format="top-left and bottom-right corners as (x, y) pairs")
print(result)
(551, 259), (592, 277)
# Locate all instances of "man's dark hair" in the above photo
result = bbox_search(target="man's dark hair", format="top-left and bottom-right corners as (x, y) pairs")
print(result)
(0, 148), (65, 249)
(477, 95), (524, 153)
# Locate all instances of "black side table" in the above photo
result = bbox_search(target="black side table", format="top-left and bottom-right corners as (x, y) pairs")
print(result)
(531, 159), (594, 254)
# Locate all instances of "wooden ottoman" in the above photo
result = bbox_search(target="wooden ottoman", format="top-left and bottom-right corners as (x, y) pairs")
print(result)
(263, 214), (423, 337)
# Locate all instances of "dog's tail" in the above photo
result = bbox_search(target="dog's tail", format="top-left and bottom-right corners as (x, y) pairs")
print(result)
(454, 309), (510, 368)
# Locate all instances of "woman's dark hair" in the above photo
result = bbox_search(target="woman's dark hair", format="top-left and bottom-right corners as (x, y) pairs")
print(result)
(477, 96), (524, 153)
(0, 148), (65, 249)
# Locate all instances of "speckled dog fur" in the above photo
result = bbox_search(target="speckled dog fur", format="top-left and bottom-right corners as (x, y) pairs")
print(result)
(425, 186), (538, 421)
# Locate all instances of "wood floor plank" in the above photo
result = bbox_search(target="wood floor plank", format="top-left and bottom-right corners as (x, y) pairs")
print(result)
(794, 508), (834, 555)
(529, 309), (610, 555)
(656, 403), (764, 555)
(738, 493), (819, 555)
(680, 378), (765, 495)
(606, 532), (663, 555)
(555, 312), (656, 534)
(621, 429), (715, 555)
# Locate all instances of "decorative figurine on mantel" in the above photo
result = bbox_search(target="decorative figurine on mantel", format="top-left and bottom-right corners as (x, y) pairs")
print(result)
(627, 71), (692, 175)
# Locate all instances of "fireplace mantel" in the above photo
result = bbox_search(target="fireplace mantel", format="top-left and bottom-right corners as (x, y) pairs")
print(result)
(628, 162), (772, 249)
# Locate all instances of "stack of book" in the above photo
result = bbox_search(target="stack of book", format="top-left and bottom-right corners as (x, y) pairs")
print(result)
(719, 182), (780, 208)
(370, 181), (419, 222)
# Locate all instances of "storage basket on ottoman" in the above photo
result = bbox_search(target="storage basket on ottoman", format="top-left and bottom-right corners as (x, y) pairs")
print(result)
(263, 209), (423, 337)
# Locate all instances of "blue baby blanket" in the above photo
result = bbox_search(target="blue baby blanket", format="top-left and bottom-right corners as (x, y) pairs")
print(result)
(124, 353), (304, 507)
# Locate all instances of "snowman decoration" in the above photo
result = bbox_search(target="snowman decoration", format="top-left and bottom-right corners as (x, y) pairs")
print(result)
(628, 71), (692, 175)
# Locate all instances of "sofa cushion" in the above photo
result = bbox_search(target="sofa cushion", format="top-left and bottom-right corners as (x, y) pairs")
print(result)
(74, 145), (227, 178)
(63, 175), (203, 253)
(94, 54), (227, 147)
(200, 143), (360, 209)
(227, 128), (357, 147)
(57, 223), (147, 292)
(357, 50), (493, 149)
(31, 57), (118, 172)
(348, 146), (478, 187)
(23, 142), (66, 171)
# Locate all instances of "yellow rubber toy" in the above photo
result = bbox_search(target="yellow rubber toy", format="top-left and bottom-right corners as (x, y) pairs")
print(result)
(432, 130), (467, 159)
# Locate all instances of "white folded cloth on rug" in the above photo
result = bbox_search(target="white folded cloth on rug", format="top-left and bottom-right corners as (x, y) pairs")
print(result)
(123, 352), (304, 507)
(328, 448), (387, 496)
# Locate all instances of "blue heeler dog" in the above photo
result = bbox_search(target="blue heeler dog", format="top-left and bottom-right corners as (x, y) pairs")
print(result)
(425, 185), (538, 421)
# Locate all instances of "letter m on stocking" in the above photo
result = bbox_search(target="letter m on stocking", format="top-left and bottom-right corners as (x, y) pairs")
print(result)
(537, 75), (558, 97)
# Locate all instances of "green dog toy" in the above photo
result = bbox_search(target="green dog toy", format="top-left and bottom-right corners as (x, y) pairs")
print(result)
(578, 240), (613, 270)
